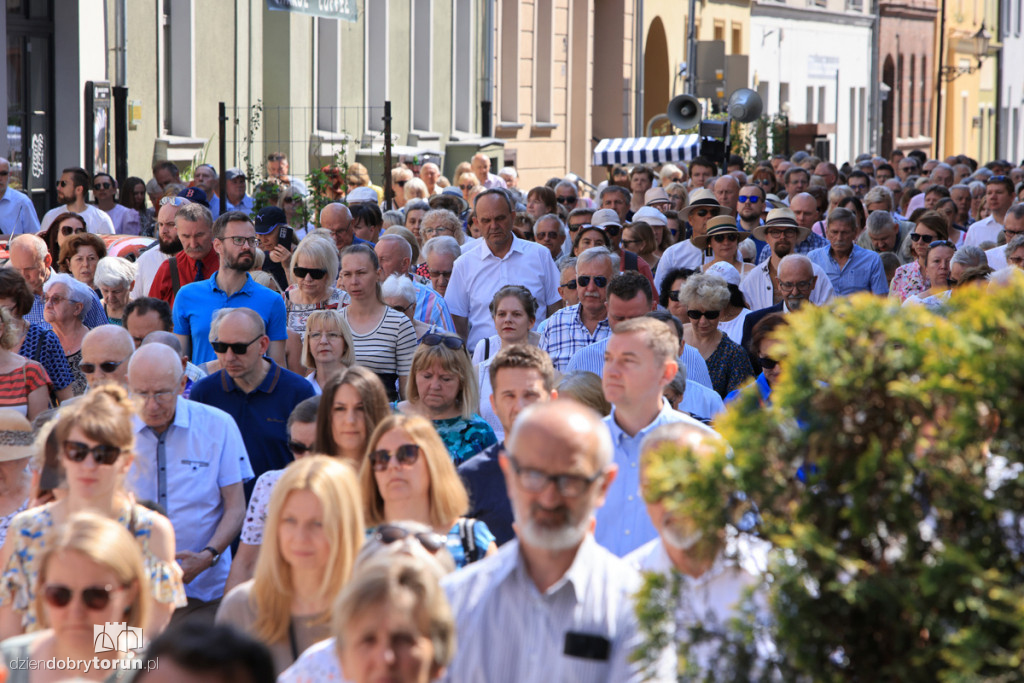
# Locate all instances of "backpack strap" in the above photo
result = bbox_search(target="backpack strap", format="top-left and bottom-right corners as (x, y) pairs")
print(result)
(458, 518), (481, 563)
(169, 254), (181, 295)
(484, 337), (490, 360)
(624, 250), (638, 272)
(33, 328), (45, 362)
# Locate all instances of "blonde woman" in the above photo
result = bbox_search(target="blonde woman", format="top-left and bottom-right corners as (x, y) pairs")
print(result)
(300, 310), (356, 395)
(216, 456), (364, 675)
(0, 513), (151, 681)
(360, 414), (496, 569)
(283, 235), (349, 373)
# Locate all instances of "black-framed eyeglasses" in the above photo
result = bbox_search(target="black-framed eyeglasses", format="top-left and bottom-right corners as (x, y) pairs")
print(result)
(568, 222), (587, 233)
(369, 444), (421, 471)
(580, 223), (620, 238)
(211, 335), (263, 355)
(56, 180), (70, 188)
(687, 309), (721, 320)
(428, 269), (453, 279)
(668, 289), (683, 302)
(43, 584), (123, 610)
(693, 208), (713, 217)
(63, 440), (122, 466)
(267, 154), (286, 162)
(396, 180), (407, 187)
(94, 182), (112, 190)
(577, 275), (608, 288)
(712, 234), (740, 243)
(373, 523), (446, 553)
(909, 232), (935, 243)
(224, 236), (259, 248)
(288, 440), (315, 456)
(758, 356), (780, 370)
(79, 356), (130, 375)
(507, 455), (604, 498)
(389, 301), (414, 314)
(556, 196), (578, 205)
(766, 228), (798, 239)
(560, 280), (578, 290)
(293, 266), (327, 280)
(420, 333), (465, 350)
(778, 280), (814, 291)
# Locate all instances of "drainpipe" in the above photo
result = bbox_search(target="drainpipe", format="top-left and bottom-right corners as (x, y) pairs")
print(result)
(869, 0), (880, 154)
(635, 0), (644, 136)
(115, 0), (127, 86)
(481, 0), (494, 137)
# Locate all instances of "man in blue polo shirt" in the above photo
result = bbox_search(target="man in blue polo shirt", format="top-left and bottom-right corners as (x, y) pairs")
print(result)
(172, 210), (287, 365)
(0, 158), (40, 235)
(189, 307), (315, 494)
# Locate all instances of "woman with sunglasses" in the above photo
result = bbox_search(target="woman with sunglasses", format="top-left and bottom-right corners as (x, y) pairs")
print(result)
(57, 232), (107, 293)
(279, 185), (313, 236)
(0, 385), (184, 638)
(314, 367), (391, 465)
(339, 245), (417, 402)
(217, 456), (364, 675)
(226, 397), (321, 592)
(890, 211), (949, 303)
(360, 414), (496, 569)
(42, 213), (88, 266)
(726, 313), (788, 407)
(658, 267), (697, 322)
(299, 310), (355, 395)
(749, 167), (778, 197)
(695, 218), (755, 278)
(283, 236), (348, 373)
(0, 513), (150, 681)
(902, 240), (958, 310)
(41, 274), (95, 397)
(396, 333), (496, 466)
(680, 273), (753, 399)
(470, 285), (540, 364)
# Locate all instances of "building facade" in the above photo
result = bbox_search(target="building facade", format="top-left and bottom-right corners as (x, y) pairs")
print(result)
(877, 0), (938, 158)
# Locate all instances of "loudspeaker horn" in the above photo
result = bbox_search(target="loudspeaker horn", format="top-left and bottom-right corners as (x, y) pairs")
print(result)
(727, 88), (763, 123)
(667, 94), (702, 130)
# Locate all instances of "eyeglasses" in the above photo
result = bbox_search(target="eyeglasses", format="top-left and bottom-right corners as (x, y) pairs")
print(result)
(42, 294), (69, 307)
(79, 356), (129, 374)
(282, 196), (295, 204)
(576, 275), (608, 288)
(224, 236), (259, 247)
(211, 335), (262, 355)
(132, 389), (177, 404)
(753, 179), (773, 186)
(559, 280), (578, 290)
(778, 279), (814, 291)
(396, 180), (408, 187)
(909, 232), (935, 244)
(693, 209), (713, 217)
(687, 309), (721, 320)
(43, 584), (123, 610)
(422, 227), (453, 238)
(389, 301), (414, 314)
(1008, 255), (1024, 267)
(309, 331), (343, 343)
(758, 356), (779, 370)
(712, 234), (740, 243)
(568, 223), (587, 233)
(987, 175), (1008, 183)
(59, 225), (87, 236)
(0, 170), (9, 177)
(737, 195), (761, 203)
(420, 333), (465, 350)
(94, 182), (112, 190)
(621, 238), (642, 248)
(556, 196), (578, 205)
(369, 443), (421, 471)
(373, 524), (446, 553)
(288, 440), (314, 456)
(267, 154), (286, 162)
(428, 269), (452, 279)
(160, 197), (190, 207)
(766, 228), (798, 239)
(536, 231), (560, 241)
(1003, 228), (1024, 239)
(507, 455), (603, 498)
(849, 184), (869, 192)
(293, 266), (327, 280)
(668, 289), (683, 302)
(460, 185), (475, 192)
(63, 440), (122, 466)
(581, 223), (620, 238)
(56, 180), (71, 188)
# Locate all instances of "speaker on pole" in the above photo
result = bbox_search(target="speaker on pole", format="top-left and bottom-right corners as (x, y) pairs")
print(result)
(667, 94), (702, 130)
(727, 88), (763, 123)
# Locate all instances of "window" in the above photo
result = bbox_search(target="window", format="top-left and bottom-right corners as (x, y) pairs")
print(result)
(818, 85), (826, 122)
(366, 0), (389, 132)
(780, 82), (790, 113)
(908, 55), (915, 136)
(534, 0), (553, 123)
(757, 80), (771, 113)
(849, 87), (857, 160)
(919, 56), (928, 135)
(499, 0), (519, 122)
(714, 21), (725, 44)
(806, 86), (814, 122)
(411, 0), (432, 131)
(896, 54), (903, 137)
(452, 0), (474, 132)
(316, 18), (341, 132)
(160, 0), (195, 137)
(731, 25), (742, 56)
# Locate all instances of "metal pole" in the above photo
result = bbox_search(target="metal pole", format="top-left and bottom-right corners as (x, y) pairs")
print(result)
(219, 102), (227, 214)
(383, 101), (394, 208)
(113, 86), (128, 185)
(934, 0), (946, 158)
(686, 0), (697, 94)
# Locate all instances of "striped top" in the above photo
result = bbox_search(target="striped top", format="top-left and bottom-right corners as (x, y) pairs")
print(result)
(341, 306), (417, 399)
(0, 361), (50, 415)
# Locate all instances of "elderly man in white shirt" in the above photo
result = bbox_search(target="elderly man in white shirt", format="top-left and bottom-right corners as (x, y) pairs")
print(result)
(626, 421), (776, 677)
(126, 343), (251, 623)
(446, 190), (562, 348)
(442, 399), (674, 682)
(741, 208), (835, 310)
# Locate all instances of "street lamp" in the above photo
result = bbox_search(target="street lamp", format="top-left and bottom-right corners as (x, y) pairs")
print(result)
(939, 24), (992, 82)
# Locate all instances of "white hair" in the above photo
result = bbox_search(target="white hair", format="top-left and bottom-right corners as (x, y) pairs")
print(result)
(499, 166), (518, 179)
(9, 233), (48, 261)
(381, 273), (416, 305)
(866, 210), (897, 237)
(93, 256), (137, 289)
(42, 273), (93, 320)
(421, 235), (461, 261)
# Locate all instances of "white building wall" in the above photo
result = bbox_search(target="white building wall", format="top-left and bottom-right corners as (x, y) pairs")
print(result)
(999, 2), (1024, 164)
(750, 8), (873, 163)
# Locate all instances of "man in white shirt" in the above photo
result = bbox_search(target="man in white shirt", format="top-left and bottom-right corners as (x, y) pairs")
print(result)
(447, 190), (562, 348)
(39, 167), (115, 234)
(92, 173), (138, 235)
(654, 189), (733, 291)
(471, 153), (507, 189)
(742, 208), (835, 310)
(965, 176), (1015, 247)
(442, 399), (674, 682)
(987, 205), (1024, 270)
(131, 200), (186, 299)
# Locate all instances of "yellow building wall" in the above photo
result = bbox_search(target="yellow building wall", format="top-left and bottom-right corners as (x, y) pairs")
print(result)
(937, 0), (997, 160)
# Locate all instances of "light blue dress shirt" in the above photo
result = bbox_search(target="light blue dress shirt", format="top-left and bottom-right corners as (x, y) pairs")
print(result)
(413, 280), (455, 332)
(808, 244), (889, 296)
(595, 399), (709, 556)
(0, 188), (40, 235)
(565, 337), (714, 390)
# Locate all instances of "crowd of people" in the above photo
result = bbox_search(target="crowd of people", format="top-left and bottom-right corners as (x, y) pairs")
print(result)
(0, 144), (1021, 681)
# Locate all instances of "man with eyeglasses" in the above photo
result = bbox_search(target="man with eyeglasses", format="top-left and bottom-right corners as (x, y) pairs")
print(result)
(190, 307), (315, 496)
(91, 173), (138, 235)
(539, 247), (614, 371)
(740, 254), (819, 352)
(39, 167), (115, 235)
(743, 208), (835, 310)
(172, 211), (288, 366)
(375, 234), (455, 331)
(554, 179), (580, 212)
(443, 398), (674, 681)
(532, 213), (567, 260)
(755, 195), (828, 265)
(79, 324), (134, 390)
(736, 184), (767, 234)
(0, 157), (40, 236)
(148, 203), (219, 308)
(127, 342), (251, 624)
(965, 176), (1015, 248)
(985, 205), (1024, 270)
(809, 208), (888, 296)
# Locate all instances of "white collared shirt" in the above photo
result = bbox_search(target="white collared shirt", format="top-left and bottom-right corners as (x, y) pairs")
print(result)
(445, 234), (561, 348)
(987, 243), (1008, 270)
(131, 246), (171, 300)
(740, 260), (836, 310)
(441, 536), (674, 682)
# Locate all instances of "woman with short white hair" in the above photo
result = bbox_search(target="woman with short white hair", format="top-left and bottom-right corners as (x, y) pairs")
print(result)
(681, 273), (754, 398)
(382, 274), (430, 339)
(93, 256), (136, 326)
(41, 274), (94, 396)
(419, 236), (461, 297)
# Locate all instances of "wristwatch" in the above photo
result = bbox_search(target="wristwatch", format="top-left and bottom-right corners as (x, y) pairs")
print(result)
(202, 546), (221, 566)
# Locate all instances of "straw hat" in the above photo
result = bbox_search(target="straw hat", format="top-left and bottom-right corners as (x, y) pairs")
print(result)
(752, 207), (811, 243)
(0, 410), (34, 460)
(692, 215), (744, 250)
(679, 188), (733, 219)
(644, 187), (671, 207)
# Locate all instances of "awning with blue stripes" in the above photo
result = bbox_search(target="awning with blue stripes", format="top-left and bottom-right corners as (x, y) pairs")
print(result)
(592, 135), (701, 167)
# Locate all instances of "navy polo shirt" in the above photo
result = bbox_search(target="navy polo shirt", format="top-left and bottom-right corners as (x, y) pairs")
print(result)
(457, 442), (514, 546)
(189, 357), (316, 497)
(172, 272), (289, 365)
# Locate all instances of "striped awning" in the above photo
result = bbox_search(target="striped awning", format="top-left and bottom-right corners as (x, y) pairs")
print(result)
(592, 135), (700, 167)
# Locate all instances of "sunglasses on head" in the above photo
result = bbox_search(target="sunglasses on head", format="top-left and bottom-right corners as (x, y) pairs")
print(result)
(289, 440), (314, 456)
(63, 440), (122, 465)
(373, 523), (446, 553)
(577, 275), (608, 288)
(79, 359), (126, 374)
(758, 356), (779, 370)
(568, 223), (587, 233)
(60, 225), (87, 236)
(687, 309), (720, 320)
(909, 232), (935, 243)
(369, 444), (421, 471)
(293, 266), (328, 280)
(420, 333), (465, 350)
(43, 584), (122, 610)
(211, 335), (262, 355)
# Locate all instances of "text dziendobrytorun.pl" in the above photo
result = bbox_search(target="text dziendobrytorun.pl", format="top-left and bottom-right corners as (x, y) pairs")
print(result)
(5, 657), (158, 673)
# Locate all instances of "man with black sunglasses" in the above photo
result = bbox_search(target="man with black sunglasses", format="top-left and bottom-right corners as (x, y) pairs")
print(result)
(92, 173), (138, 235)
(540, 247), (614, 371)
(79, 324), (134, 391)
(40, 167), (115, 235)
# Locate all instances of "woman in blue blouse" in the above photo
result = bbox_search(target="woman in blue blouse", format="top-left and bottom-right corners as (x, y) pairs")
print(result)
(359, 414), (496, 569)
(394, 331), (497, 466)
